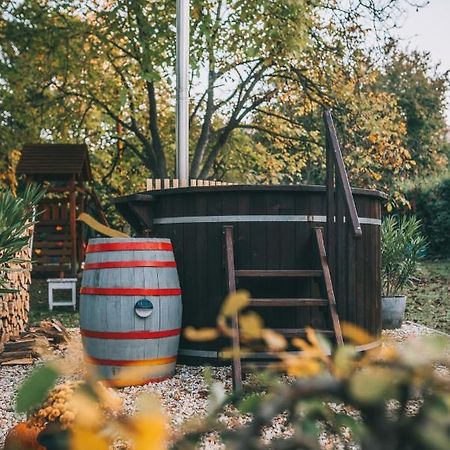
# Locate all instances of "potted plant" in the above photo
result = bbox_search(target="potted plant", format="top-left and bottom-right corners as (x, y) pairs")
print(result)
(381, 215), (427, 329)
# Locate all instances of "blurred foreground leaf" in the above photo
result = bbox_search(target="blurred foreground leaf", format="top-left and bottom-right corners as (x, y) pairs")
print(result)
(16, 364), (58, 413)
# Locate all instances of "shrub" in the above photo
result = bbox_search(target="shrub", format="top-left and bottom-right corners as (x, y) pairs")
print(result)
(381, 215), (427, 296)
(404, 174), (450, 257)
(0, 184), (45, 293)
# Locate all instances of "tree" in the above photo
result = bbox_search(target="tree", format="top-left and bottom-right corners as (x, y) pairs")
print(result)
(1, 0), (428, 185)
(1, 0), (315, 179)
(378, 46), (449, 175)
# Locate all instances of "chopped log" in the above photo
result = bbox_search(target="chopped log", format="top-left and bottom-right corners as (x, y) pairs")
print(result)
(0, 224), (33, 346)
(1, 357), (33, 365)
(4, 338), (36, 351)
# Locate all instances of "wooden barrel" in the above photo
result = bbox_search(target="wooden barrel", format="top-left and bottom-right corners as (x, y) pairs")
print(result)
(79, 238), (182, 386)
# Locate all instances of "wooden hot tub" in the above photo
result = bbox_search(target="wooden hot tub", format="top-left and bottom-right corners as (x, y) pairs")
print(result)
(114, 184), (385, 364)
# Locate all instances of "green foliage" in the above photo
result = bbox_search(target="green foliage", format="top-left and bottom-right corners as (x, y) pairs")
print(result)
(379, 47), (450, 175)
(0, 184), (45, 294)
(2, 0), (446, 215)
(16, 327), (450, 450)
(404, 174), (450, 256)
(16, 364), (59, 414)
(381, 215), (428, 296)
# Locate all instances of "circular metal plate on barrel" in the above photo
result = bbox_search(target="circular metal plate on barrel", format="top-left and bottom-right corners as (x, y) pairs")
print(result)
(134, 299), (154, 318)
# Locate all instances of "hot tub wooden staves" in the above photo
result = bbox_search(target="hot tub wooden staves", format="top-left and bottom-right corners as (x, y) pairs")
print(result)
(115, 184), (385, 364)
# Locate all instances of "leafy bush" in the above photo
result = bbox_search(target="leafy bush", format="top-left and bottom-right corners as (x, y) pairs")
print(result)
(0, 184), (45, 293)
(404, 174), (450, 257)
(381, 215), (427, 296)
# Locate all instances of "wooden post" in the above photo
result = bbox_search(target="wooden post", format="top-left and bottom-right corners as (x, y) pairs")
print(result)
(69, 177), (77, 276)
(325, 126), (335, 279)
(223, 225), (242, 391)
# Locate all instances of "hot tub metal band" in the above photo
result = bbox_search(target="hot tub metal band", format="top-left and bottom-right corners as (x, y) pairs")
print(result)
(152, 215), (381, 226)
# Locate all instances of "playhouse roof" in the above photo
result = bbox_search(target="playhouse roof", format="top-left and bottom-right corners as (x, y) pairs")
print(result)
(16, 144), (93, 182)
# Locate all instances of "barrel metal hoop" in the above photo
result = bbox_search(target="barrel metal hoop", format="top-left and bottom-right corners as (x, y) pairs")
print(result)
(80, 328), (181, 339)
(86, 242), (173, 253)
(84, 355), (177, 367)
(80, 287), (182, 296)
(84, 260), (177, 270)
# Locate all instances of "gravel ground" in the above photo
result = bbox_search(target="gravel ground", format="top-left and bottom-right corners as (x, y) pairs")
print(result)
(1, 322), (448, 448)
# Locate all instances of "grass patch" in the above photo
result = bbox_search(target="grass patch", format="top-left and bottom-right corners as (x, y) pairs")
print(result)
(28, 279), (79, 328)
(405, 259), (450, 334)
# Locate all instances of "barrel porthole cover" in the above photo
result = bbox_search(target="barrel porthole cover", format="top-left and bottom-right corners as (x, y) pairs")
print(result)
(134, 299), (153, 318)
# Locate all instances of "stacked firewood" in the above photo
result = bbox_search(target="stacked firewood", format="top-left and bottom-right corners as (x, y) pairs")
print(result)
(0, 227), (33, 348)
(0, 319), (70, 365)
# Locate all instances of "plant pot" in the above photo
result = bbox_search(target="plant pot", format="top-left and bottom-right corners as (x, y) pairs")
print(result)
(381, 295), (406, 329)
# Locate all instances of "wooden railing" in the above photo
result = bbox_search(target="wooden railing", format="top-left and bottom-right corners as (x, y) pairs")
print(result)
(323, 109), (362, 315)
(324, 109), (362, 239)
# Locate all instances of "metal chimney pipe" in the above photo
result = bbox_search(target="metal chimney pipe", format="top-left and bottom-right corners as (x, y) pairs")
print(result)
(176, 0), (190, 181)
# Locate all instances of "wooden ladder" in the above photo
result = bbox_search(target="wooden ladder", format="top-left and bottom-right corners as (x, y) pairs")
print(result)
(223, 225), (344, 391)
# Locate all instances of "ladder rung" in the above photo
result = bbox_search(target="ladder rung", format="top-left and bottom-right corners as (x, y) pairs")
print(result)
(235, 269), (322, 278)
(273, 328), (335, 338)
(249, 298), (328, 307)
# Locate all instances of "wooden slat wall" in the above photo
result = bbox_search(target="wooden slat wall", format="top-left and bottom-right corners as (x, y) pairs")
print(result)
(146, 178), (237, 191)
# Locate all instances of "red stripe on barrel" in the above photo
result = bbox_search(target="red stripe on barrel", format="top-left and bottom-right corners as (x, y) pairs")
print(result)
(80, 287), (182, 296)
(86, 242), (173, 253)
(84, 260), (177, 270)
(81, 328), (181, 339)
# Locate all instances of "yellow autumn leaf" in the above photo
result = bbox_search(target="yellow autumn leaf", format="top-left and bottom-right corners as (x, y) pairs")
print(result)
(261, 329), (287, 352)
(184, 326), (219, 341)
(93, 382), (122, 411)
(281, 354), (322, 378)
(118, 394), (168, 450)
(70, 427), (109, 450)
(341, 322), (372, 345)
(219, 346), (251, 359)
(220, 290), (250, 317)
(292, 336), (329, 362)
(68, 391), (103, 430)
(239, 311), (264, 340)
(350, 367), (398, 405)
(114, 365), (162, 387)
(333, 345), (357, 379)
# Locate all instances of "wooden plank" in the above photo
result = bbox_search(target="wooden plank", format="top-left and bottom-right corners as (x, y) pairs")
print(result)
(273, 328), (334, 337)
(32, 264), (71, 272)
(249, 298), (328, 307)
(235, 269), (322, 278)
(33, 248), (71, 256)
(33, 241), (71, 248)
(314, 227), (343, 345)
(223, 226), (242, 391)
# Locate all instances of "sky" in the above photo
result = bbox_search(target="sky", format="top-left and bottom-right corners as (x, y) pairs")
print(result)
(396, 0), (450, 122)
